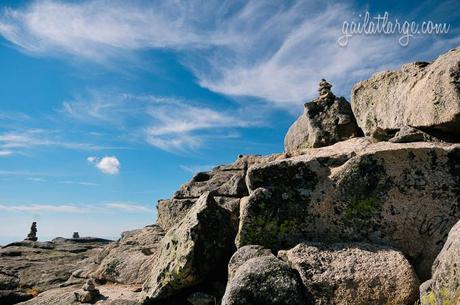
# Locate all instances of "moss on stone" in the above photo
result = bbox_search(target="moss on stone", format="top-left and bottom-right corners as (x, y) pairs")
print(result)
(345, 197), (379, 220)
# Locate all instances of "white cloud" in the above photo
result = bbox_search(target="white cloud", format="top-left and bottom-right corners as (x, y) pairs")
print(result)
(0, 202), (152, 214)
(58, 180), (99, 187)
(179, 164), (214, 174)
(64, 94), (263, 152)
(1, 1), (457, 106)
(87, 156), (120, 175)
(0, 204), (87, 213)
(0, 150), (12, 156)
(27, 177), (46, 182)
(0, 128), (114, 156)
(104, 202), (152, 213)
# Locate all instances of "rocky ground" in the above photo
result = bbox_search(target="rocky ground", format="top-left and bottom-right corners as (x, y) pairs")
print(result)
(0, 238), (111, 305)
(1, 47), (460, 305)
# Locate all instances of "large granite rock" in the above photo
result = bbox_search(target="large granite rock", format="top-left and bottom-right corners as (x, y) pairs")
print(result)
(279, 242), (419, 305)
(226, 245), (273, 281)
(221, 253), (306, 305)
(352, 47), (460, 141)
(238, 138), (460, 279)
(89, 225), (164, 284)
(156, 154), (282, 233)
(421, 219), (460, 305)
(139, 192), (235, 302)
(284, 79), (362, 154)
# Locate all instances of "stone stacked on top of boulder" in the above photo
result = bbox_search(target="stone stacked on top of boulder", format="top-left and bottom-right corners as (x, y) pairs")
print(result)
(284, 79), (363, 154)
(13, 47), (460, 305)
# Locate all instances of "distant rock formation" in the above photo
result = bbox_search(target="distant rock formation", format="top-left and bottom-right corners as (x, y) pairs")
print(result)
(72, 232), (80, 239)
(24, 222), (37, 242)
(284, 79), (362, 154)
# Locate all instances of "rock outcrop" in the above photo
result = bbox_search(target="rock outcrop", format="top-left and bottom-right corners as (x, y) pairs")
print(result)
(139, 192), (234, 303)
(0, 238), (111, 305)
(221, 249), (306, 305)
(89, 225), (164, 284)
(284, 79), (362, 154)
(421, 219), (460, 305)
(238, 138), (460, 279)
(279, 242), (419, 305)
(352, 48), (460, 141)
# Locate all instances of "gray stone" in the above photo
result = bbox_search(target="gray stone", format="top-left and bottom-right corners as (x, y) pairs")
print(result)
(90, 225), (164, 285)
(227, 245), (273, 281)
(352, 48), (460, 141)
(221, 255), (307, 305)
(187, 292), (216, 305)
(238, 138), (460, 280)
(25, 222), (38, 242)
(389, 126), (441, 143)
(421, 219), (460, 304)
(139, 192), (234, 302)
(279, 242), (419, 305)
(284, 79), (362, 154)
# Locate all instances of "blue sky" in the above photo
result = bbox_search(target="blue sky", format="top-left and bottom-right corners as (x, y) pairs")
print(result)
(0, 0), (458, 244)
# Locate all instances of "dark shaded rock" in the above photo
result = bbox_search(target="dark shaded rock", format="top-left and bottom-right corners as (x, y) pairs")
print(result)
(140, 192), (235, 302)
(421, 219), (460, 304)
(389, 126), (441, 143)
(221, 255), (307, 305)
(187, 292), (216, 305)
(25, 222), (38, 242)
(279, 242), (419, 305)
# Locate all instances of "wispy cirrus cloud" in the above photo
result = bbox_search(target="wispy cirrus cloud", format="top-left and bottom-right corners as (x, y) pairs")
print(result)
(1, 0), (458, 106)
(0, 202), (153, 214)
(0, 128), (119, 156)
(63, 93), (263, 152)
(179, 164), (214, 174)
(58, 180), (100, 187)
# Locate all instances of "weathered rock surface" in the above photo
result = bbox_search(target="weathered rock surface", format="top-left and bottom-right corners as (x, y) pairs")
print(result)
(352, 48), (460, 140)
(388, 126), (441, 143)
(139, 192), (235, 302)
(279, 242), (419, 305)
(238, 138), (460, 279)
(421, 219), (460, 305)
(17, 284), (140, 305)
(227, 245), (273, 281)
(221, 253), (306, 305)
(89, 225), (164, 285)
(74, 279), (101, 303)
(156, 154), (282, 233)
(284, 79), (362, 153)
(0, 239), (111, 305)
